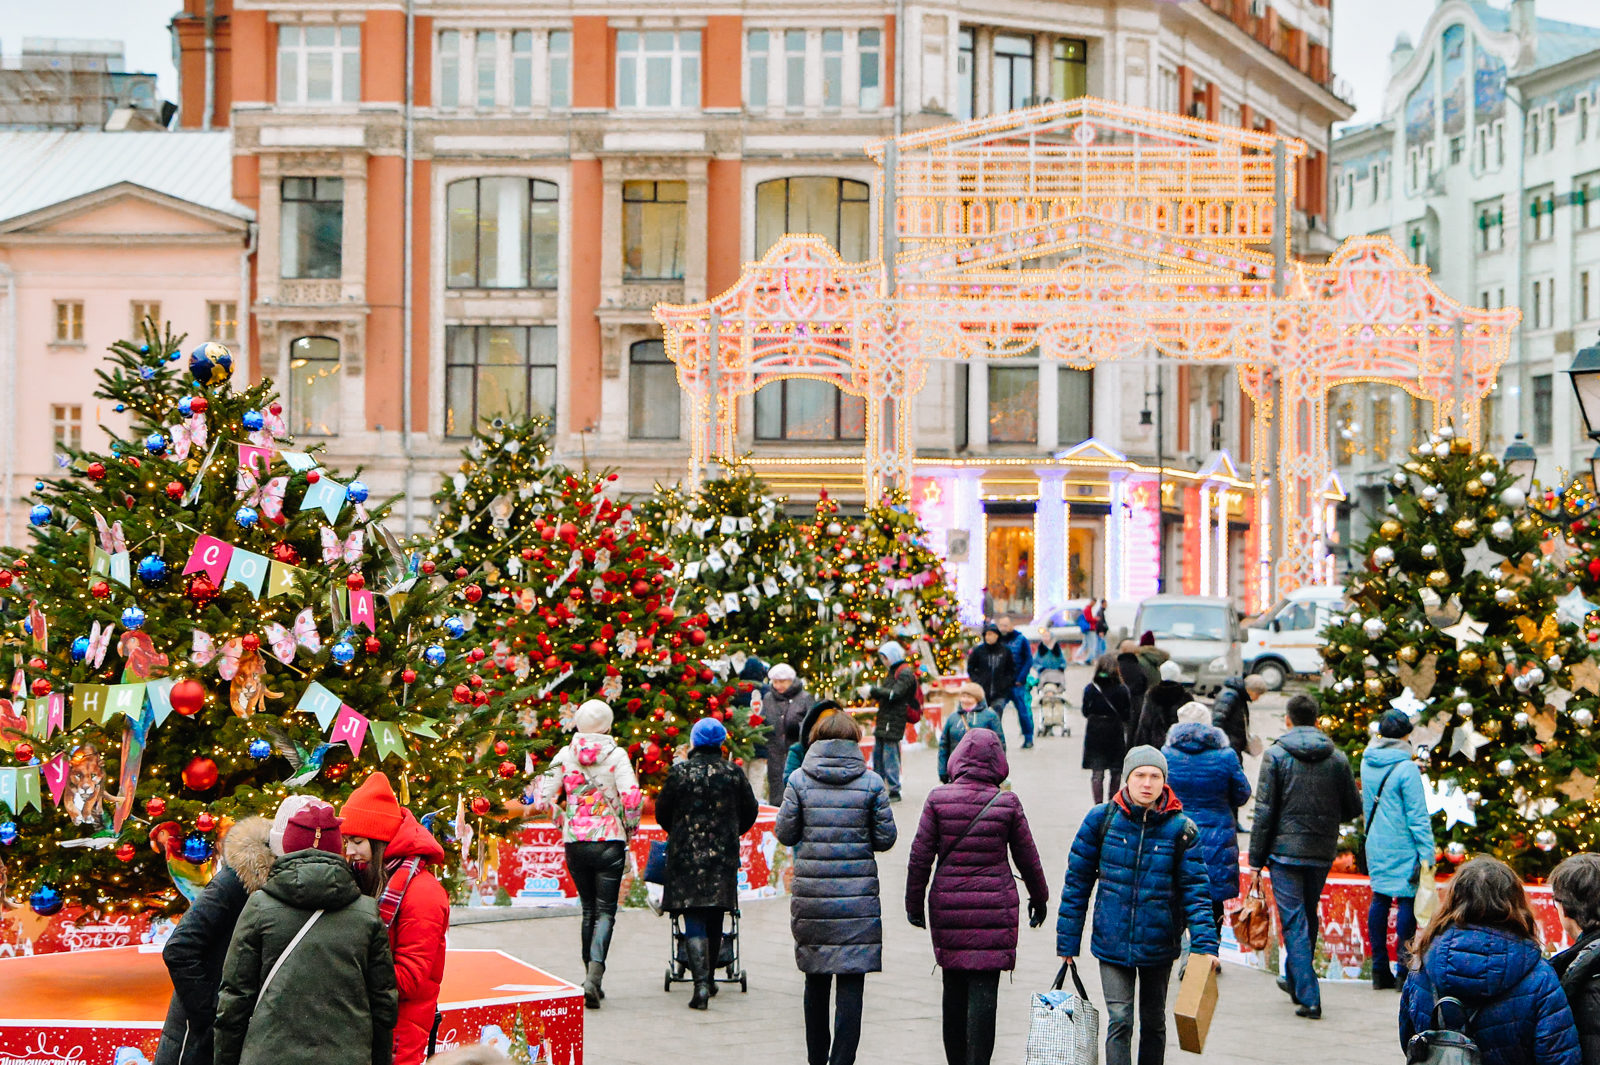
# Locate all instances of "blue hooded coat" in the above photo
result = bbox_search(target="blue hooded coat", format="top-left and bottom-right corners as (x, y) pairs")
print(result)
(1162, 722), (1252, 902)
(1361, 738), (1435, 898)
(1401, 926), (1581, 1065)
(938, 701), (1005, 783)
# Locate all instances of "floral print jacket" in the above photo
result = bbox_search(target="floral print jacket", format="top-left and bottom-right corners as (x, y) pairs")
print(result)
(536, 734), (643, 843)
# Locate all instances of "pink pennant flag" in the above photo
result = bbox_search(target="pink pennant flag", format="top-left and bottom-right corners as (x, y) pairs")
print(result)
(238, 444), (273, 475)
(41, 752), (69, 807)
(184, 534), (235, 583)
(330, 704), (370, 758)
(43, 693), (64, 739)
(348, 589), (376, 633)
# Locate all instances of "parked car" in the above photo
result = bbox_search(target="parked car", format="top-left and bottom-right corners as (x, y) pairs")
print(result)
(1021, 600), (1091, 644)
(1242, 585), (1346, 691)
(1131, 595), (1241, 695)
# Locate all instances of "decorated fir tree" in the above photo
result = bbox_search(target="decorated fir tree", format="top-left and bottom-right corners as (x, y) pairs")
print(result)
(1319, 425), (1600, 877)
(0, 323), (491, 915)
(646, 464), (843, 693)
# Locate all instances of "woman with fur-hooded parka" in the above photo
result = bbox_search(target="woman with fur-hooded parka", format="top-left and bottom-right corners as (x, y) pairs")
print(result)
(155, 817), (274, 1065)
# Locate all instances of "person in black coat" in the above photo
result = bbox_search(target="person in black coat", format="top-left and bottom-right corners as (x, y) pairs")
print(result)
(966, 624), (1016, 714)
(154, 817), (274, 1065)
(657, 717), (761, 1010)
(1551, 853), (1600, 1064)
(1134, 660), (1189, 749)
(1115, 641), (1150, 746)
(1080, 653), (1130, 804)
(1210, 675), (1267, 759)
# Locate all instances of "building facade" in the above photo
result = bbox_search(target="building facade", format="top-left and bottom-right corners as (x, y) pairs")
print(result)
(177, 0), (1348, 617)
(1331, 0), (1600, 525)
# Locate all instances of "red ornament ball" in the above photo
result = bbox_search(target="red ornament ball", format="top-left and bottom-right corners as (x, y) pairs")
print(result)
(182, 756), (220, 792)
(494, 740), (510, 756)
(656, 606), (675, 622)
(269, 402), (283, 416)
(241, 634), (261, 652)
(14, 742), (34, 762)
(0, 571), (11, 589)
(116, 842), (136, 862)
(454, 566), (469, 579)
(688, 628), (707, 647)
(170, 679), (206, 717)
(497, 761), (517, 779)
(144, 796), (167, 818)
(86, 462), (106, 480)
(453, 684), (472, 705)
(364, 636), (381, 654)
(471, 796), (492, 816)
(29, 678), (50, 697)
(165, 481), (185, 500)
(190, 397), (208, 414)
(269, 541), (300, 565)
(305, 470), (321, 484)
(1589, 558), (1600, 581)
(196, 812), (216, 832)
(346, 572), (365, 591)
(90, 580), (110, 599)
(631, 579), (650, 597)
(186, 574), (219, 606)
(12, 560), (24, 573)
(420, 560), (437, 575)
(401, 669), (417, 685)
(464, 584), (483, 603)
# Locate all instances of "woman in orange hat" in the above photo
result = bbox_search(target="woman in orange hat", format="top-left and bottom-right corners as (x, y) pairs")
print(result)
(341, 772), (450, 1065)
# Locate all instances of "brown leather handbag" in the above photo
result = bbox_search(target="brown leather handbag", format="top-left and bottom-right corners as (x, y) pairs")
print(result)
(1231, 871), (1272, 952)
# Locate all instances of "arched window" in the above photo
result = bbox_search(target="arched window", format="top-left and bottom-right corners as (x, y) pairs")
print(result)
(446, 177), (559, 289)
(754, 380), (865, 441)
(629, 340), (680, 439)
(289, 336), (341, 436)
(755, 177), (870, 259)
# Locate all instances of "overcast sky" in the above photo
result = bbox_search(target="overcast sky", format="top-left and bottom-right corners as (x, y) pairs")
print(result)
(7, 0), (1600, 124)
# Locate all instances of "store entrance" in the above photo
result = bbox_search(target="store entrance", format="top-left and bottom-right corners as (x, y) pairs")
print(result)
(985, 519), (1034, 620)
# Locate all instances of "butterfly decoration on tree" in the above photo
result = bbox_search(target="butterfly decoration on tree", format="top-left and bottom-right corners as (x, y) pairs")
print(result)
(93, 510), (128, 555)
(191, 631), (244, 680)
(320, 527), (365, 567)
(263, 609), (322, 664)
(83, 621), (112, 670)
(237, 467), (288, 522)
(170, 413), (209, 462)
(248, 407), (288, 450)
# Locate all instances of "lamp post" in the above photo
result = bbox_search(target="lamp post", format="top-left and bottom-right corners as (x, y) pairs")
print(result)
(1567, 337), (1600, 489)
(1140, 372), (1166, 593)
(1502, 432), (1538, 498)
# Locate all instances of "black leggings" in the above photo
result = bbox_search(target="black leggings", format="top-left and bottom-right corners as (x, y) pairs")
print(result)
(804, 973), (865, 1065)
(566, 841), (625, 966)
(942, 969), (1001, 1065)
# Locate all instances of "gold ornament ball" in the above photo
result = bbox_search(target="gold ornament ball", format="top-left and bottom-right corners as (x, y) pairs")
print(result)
(1399, 645), (1419, 664)
(1465, 480), (1486, 498)
(1454, 518), (1478, 538)
(1339, 644), (1353, 655)
(1460, 649), (1481, 672)
(1380, 520), (1404, 541)
(1479, 719), (1501, 738)
(1364, 677), (1386, 697)
(1516, 517), (1537, 533)
(1427, 569), (1451, 589)
(1452, 437), (1474, 455)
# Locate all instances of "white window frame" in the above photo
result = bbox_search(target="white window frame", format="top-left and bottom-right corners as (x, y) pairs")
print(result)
(745, 26), (887, 115)
(436, 27), (569, 112)
(208, 300), (239, 342)
(277, 23), (361, 106)
(51, 404), (82, 453)
(615, 30), (701, 111)
(53, 300), (83, 344)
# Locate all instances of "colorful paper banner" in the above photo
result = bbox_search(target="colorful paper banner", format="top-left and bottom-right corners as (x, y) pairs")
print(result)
(330, 704), (370, 757)
(295, 681), (342, 729)
(302, 477), (348, 523)
(371, 720), (407, 762)
(15, 765), (40, 812)
(41, 752), (68, 807)
(109, 551), (131, 588)
(349, 590), (376, 632)
(268, 561), (307, 598)
(104, 683), (147, 724)
(238, 444), (273, 475)
(145, 678), (176, 728)
(70, 684), (109, 729)
(404, 719), (441, 739)
(223, 548), (270, 598)
(0, 768), (14, 814)
(39, 694), (64, 739)
(279, 450), (317, 472)
(184, 534), (235, 583)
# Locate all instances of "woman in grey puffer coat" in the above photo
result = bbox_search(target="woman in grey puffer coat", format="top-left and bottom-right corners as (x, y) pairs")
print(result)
(776, 710), (898, 1065)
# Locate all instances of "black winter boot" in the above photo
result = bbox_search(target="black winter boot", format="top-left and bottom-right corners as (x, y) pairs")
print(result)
(1371, 964), (1396, 991)
(685, 937), (712, 1010)
(583, 961), (606, 1009)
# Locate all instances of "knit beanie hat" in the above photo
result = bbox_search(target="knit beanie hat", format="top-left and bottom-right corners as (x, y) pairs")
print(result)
(279, 798), (343, 855)
(1177, 701), (1211, 726)
(1160, 660), (1183, 682)
(339, 771), (405, 842)
(270, 794), (323, 856)
(574, 699), (614, 735)
(1378, 708), (1415, 739)
(1122, 744), (1168, 780)
(768, 663), (797, 684)
(958, 681), (986, 702)
(690, 717), (728, 748)
(1139, 631), (1156, 647)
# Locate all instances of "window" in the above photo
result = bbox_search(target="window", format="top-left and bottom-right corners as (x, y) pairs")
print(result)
(957, 29), (974, 121)
(512, 31), (533, 109)
(131, 301), (160, 339)
(1058, 367), (1092, 445)
(548, 30), (571, 109)
(277, 24), (360, 105)
(822, 30), (844, 110)
(280, 177), (344, 280)
(1527, 112), (1541, 157)
(1533, 373), (1554, 446)
(1051, 38), (1087, 101)
(208, 301), (238, 342)
(288, 336), (341, 436)
(1529, 189), (1555, 242)
(622, 181), (688, 280)
(438, 31), (460, 108)
(992, 34), (1034, 114)
(755, 177), (870, 260)
(446, 178), (559, 289)
(1583, 97), (1591, 142)
(53, 301), (83, 343)
(629, 340), (679, 439)
(445, 325), (558, 436)
(1406, 223), (1426, 266)
(754, 380), (865, 441)
(476, 30), (498, 108)
(1496, 122), (1505, 166)
(858, 29), (882, 110)
(988, 365), (1038, 443)
(1477, 201), (1503, 252)
(1584, 271), (1593, 322)
(785, 30), (806, 111)
(747, 30), (769, 109)
(616, 30), (700, 110)
(1580, 176), (1600, 229)
(1547, 106), (1558, 152)
(1449, 136), (1463, 165)
(51, 404), (82, 453)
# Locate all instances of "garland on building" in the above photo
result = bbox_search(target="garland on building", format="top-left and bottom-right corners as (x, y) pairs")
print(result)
(0, 324), (489, 915)
(1318, 427), (1600, 877)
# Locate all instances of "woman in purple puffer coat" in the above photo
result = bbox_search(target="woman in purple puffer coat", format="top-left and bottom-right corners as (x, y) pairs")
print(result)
(906, 729), (1050, 1065)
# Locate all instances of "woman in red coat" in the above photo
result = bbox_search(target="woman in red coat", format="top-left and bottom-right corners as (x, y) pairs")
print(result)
(341, 772), (450, 1065)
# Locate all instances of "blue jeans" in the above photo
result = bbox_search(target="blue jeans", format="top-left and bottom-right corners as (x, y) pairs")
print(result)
(1367, 891), (1416, 979)
(1269, 860), (1330, 1011)
(1009, 685), (1034, 744)
(872, 737), (902, 797)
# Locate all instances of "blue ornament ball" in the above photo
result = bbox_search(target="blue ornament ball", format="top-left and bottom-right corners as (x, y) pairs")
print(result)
(33, 481), (43, 491)
(235, 506), (259, 529)
(188, 342), (234, 386)
(139, 344), (151, 355)
(444, 616), (468, 639)
(178, 397), (193, 417)
(145, 432), (167, 455)
(121, 606), (147, 630)
(71, 636), (90, 662)
(424, 644), (448, 668)
(114, 404), (126, 413)
(182, 832), (212, 863)
(22, 620), (31, 636)
(330, 640), (356, 665)
(0, 822), (16, 846)
(137, 554), (168, 584)
(347, 480), (370, 504)
(248, 738), (272, 760)
(242, 410), (265, 432)
(29, 884), (63, 916)
(28, 504), (51, 527)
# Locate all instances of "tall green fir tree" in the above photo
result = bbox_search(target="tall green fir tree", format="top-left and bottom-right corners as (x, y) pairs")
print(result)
(1319, 426), (1598, 877)
(0, 323), (494, 916)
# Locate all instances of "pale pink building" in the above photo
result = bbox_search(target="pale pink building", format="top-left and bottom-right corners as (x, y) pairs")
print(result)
(0, 131), (252, 546)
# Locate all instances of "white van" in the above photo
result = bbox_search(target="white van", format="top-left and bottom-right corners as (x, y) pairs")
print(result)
(1132, 596), (1242, 695)
(1243, 585), (1347, 690)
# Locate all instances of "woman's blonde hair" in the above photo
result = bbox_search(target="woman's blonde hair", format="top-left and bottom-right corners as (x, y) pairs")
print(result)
(811, 711), (861, 743)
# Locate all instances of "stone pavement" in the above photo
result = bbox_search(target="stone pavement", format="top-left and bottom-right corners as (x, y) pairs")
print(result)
(450, 683), (1404, 1064)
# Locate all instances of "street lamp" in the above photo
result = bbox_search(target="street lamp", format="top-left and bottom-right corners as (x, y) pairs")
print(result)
(1502, 433), (1538, 497)
(1566, 337), (1600, 441)
(1141, 371), (1166, 593)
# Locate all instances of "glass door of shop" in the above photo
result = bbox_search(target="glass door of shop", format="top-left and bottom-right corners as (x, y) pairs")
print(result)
(985, 520), (1034, 619)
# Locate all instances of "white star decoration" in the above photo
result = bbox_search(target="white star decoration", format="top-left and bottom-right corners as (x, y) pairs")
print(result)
(1423, 776), (1478, 830)
(1557, 588), (1599, 628)
(1440, 613), (1487, 650)
(1450, 721), (1491, 761)
(1390, 688), (1431, 718)
(1461, 540), (1505, 575)
(1546, 686), (1575, 715)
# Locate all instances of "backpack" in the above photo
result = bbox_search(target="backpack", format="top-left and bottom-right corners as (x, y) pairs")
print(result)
(899, 662), (924, 724)
(1405, 997), (1482, 1065)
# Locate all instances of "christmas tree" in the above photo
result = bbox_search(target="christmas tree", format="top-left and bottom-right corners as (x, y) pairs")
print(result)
(646, 464), (842, 693)
(0, 323), (491, 915)
(1319, 425), (1598, 877)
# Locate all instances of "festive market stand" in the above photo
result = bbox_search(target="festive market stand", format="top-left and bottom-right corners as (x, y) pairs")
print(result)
(0, 946), (582, 1064)
(1218, 866), (1575, 982)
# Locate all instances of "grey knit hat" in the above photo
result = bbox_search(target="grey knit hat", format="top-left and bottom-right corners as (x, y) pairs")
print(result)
(1122, 744), (1168, 780)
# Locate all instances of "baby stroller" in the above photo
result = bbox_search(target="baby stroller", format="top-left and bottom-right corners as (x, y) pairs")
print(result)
(1034, 669), (1071, 737)
(665, 909), (749, 993)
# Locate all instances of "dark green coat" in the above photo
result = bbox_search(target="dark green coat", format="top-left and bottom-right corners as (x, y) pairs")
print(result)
(214, 851), (399, 1065)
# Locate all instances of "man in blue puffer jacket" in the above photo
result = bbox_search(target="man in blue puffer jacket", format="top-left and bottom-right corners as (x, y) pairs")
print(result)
(1058, 745), (1218, 1065)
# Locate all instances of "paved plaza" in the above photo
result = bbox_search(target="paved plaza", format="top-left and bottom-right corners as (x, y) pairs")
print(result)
(451, 685), (1403, 1064)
